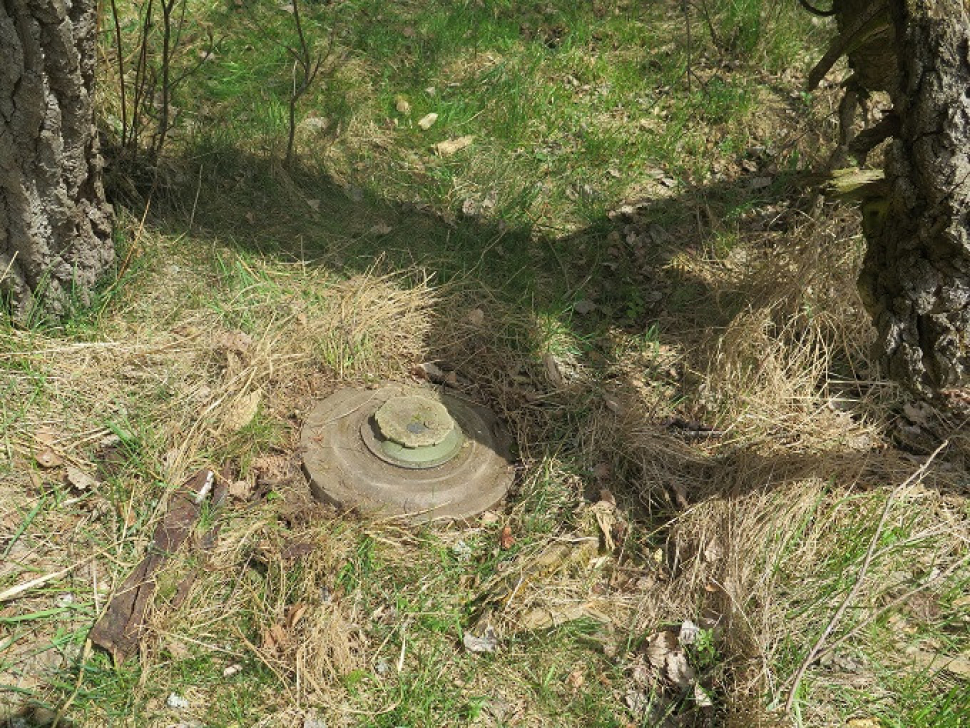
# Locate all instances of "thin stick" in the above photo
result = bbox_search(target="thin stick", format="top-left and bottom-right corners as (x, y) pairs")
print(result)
(682, 0), (692, 94)
(813, 552), (970, 668)
(783, 441), (948, 712)
(109, 0), (128, 147)
(187, 163), (203, 234)
(0, 553), (103, 603)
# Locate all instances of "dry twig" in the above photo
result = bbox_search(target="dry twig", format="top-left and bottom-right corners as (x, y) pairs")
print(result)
(783, 441), (948, 712)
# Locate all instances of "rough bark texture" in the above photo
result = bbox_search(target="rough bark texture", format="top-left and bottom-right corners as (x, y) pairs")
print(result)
(0, 0), (113, 320)
(836, 0), (896, 93)
(857, 0), (970, 395)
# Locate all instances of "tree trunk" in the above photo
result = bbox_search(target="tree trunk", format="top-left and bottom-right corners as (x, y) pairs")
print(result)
(0, 0), (113, 321)
(857, 0), (970, 397)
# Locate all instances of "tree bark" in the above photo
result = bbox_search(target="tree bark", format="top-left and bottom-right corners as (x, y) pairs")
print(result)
(857, 0), (970, 396)
(0, 0), (113, 321)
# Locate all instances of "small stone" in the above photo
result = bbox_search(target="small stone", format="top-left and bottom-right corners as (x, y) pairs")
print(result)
(166, 693), (190, 710)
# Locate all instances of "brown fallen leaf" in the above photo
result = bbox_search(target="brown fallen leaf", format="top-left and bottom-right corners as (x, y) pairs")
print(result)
(417, 112), (438, 130)
(434, 135), (474, 156)
(664, 649), (695, 690)
(262, 623), (287, 653)
(518, 602), (608, 630)
(591, 500), (617, 551)
(463, 625), (499, 653)
(644, 630), (678, 669)
(905, 648), (970, 678)
(35, 448), (62, 469)
(223, 389), (261, 432)
(412, 361), (447, 383)
(286, 602), (309, 629)
(566, 668), (584, 693)
(229, 479), (253, 500)
(543, 352), (564, 389)
(499, 525), (515, 550)
(65, 465), (99, 491)
(467, 308), (485, 326)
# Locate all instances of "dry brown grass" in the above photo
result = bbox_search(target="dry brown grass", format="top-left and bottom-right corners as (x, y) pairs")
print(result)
(3, 206), (968, 728)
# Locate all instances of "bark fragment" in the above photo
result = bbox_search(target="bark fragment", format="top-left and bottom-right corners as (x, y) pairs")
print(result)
(88, 469), (226, 663)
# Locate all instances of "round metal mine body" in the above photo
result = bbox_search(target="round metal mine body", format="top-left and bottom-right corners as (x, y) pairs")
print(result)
(301, 384), (513, 521)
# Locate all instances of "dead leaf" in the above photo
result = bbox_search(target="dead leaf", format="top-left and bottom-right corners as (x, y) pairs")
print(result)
(591, 500), (616, 551)
(434, 135), (474, 156)
(214, 330), (253, 357)
(262, 623), (287, 653)
(286, 602), (309, 629)
(846, 719), (882, 728)
(906, 648), (970, 678)
(412, 361), (447, 383)
(645, 630), (678, 669)
(229, 480), (252, 501)
(480, 511), (500, 526)
(223, 389), (261, 432)
(417, 113), (438, 130)
(64, 465), (99, 491)
(463, 625), (499, 653)
(664, 650), (695, 690)
(35, 448), (62, 469)
(394, 96), (411, 115)
(573, 299), (596, 315)
(693, 682), (713, 707)
(223, 663), (243, 677)
(566, 669), (584, 693)
(499, 525), (515, 550)
(518, 603), (606, 630)
(370, 222), (393, 235)
(543, 352), (564, 389)
(306, 198), (320, 211)
(467, 308), (485, 325)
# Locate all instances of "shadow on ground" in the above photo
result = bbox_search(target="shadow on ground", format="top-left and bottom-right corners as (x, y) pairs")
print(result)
(124, 140), (960, 527)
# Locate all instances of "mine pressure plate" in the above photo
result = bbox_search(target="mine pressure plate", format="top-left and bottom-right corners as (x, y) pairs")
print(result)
(301, 383), (514, 521)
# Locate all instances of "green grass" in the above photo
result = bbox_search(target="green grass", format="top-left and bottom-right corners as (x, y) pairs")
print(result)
(2, 1), (968, 727)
